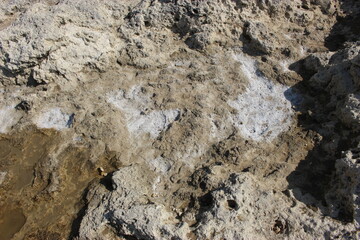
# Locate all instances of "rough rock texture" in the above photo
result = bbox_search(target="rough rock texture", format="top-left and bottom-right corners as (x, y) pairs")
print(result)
(326, 147), (360, 229)
(0, 0), (360, 239)
(78, 165), (356, 240)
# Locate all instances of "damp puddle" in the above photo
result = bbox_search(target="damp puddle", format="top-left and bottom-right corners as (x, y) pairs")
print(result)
(0, 129), (61, 238)
(0, 206), (26, 240)
(0, 128), (116, 239)
(0, 131), (59, 191)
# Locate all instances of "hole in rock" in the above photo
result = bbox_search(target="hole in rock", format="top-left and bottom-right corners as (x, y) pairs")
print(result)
(15, 101), (31, 112)
(199, 181), (207, 190)
(199, 192), (214, 208)
(26, 72), (46, 87)
(227, 199), (238, 210)
(272, 219), (286, 234)
(144, 21), (150, 27)
(100, 172), (115, 191)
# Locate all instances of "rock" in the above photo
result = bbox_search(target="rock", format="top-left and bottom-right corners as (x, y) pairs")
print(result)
(0, 105), (22, 134)
(194, 173), (356, 239)
(351, 54), (360, 89)
(304, 52), (331, 73)
(312, 0), (336, 14)
(244, 21), (274, 54)
(309, 48), (359, 95)
(78, 165), (191, 240)
(79, 169), (357, 239)
(338, 93), (360, 130)
(0, 0), (359, 239)
(326, 147), (360, 228)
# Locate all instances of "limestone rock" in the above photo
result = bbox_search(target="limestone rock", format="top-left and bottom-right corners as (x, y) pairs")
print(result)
(79, 168), (357, 240)
(326, 147), (360, 228)
(0, 0), (359, 239)
(304, 52), (331, 73)
(244, 21), (275, 54)
(78, 165), (191, 240)
(338, 94), (360, 130)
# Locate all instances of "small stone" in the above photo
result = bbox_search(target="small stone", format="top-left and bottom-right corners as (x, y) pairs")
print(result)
(97, 167), (107, 177)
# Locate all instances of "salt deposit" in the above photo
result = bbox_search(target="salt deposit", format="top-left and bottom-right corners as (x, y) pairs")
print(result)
(0, 106), (21, 133)
(228, 53), (299, 141)
(34, 108), (71, 130)
(0, 172), (6, 185)
(149, 157), (172, 173)
(107, 87), (179, 138)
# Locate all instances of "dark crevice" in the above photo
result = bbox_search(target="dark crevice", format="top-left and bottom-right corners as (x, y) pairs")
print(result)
(324, 1), (360, 51)
(26, 71), (46, 87)
(68, 187), (91, 240)
(227, 199), (238, 210)
(15, 101), (31, 112)
(198, 192), (214, 208)
(100, 172), (115, 191)
(285, 51), (358, 223)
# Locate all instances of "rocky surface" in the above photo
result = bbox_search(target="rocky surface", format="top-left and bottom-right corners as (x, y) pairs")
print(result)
(0, 0), (359, 239)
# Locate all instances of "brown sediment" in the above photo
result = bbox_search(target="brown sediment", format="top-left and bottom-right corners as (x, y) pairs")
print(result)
(0, 206), (26, 240)
(0, 127), (115, 239)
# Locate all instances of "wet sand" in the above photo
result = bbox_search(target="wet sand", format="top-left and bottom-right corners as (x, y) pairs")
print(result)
(0, 127), (115, 239)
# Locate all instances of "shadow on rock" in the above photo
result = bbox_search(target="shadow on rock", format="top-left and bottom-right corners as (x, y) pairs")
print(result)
(284, 1), (360, 223)
(68, 187), (91, 240)
(284, 60), (357, 223)
(324, 0), (360, 51)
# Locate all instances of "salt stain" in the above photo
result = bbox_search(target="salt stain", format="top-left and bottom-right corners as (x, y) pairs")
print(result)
(34, 108), (71, 130)
(0, 106), (22, 134)
(280, 60), (291, 73)
(228, 53), (300, 142)
(149, 157), (171, 174)
(107, 86), (179, 138)
(0, 172), (6, 185)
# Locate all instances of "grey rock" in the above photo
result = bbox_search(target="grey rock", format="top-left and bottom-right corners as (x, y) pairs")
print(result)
(79, 168), (357, 240)
(78, 165), (191, 240)
(326, 147), (360, 228)
(338, 93), (360, 130)
(304, 52), (331, 73)
(244, 21), (274, 54)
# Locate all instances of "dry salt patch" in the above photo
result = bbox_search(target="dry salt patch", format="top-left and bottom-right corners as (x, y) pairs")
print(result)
(0, 106), (22, 133)
(228, 53), (301, 142)
(107, 86), (179, 138)
(0, 172), (7, 185)
(34, 108), (72, 130)
(280, 60), (291, 73)
(149, 157), (172, 173)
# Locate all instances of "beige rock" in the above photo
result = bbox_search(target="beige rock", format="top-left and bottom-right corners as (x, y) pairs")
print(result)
(0, 0), (359, 239)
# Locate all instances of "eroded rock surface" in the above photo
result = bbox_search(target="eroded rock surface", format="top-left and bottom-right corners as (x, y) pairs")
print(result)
(0, 0), (359, 239)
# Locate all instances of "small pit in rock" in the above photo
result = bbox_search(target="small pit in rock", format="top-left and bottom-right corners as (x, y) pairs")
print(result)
(227, 199), (238, 210)
(199, 193), (214, 208)
(272, 219), (286, 234)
